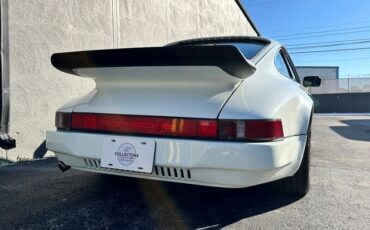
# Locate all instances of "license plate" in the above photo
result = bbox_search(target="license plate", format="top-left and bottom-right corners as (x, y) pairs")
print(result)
(100, 137), (155, 173)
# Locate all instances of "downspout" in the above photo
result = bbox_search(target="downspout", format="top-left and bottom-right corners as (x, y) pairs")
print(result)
(0, 0), (15, 150)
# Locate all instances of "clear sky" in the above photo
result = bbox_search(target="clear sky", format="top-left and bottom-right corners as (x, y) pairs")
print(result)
(242, 0), (370, 78)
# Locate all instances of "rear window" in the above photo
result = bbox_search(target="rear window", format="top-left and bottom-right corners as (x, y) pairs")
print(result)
(169, 39), (269, 59)
(199, 42), (267, 59)
(230, 43), (267, 59)
(174, 41), (267, 59)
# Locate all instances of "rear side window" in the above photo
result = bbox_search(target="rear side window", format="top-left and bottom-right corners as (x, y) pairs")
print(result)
(275, 52), (292, 78)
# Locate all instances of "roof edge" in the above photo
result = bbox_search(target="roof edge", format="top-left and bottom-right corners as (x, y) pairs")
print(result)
(296, 66), (340, 69)
(235, 0), (261, 36)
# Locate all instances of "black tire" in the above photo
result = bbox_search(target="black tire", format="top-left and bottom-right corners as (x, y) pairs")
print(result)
(272, 118), (311, 196)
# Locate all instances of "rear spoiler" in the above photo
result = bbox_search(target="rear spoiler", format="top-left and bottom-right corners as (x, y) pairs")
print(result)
(51, 46), (256, 79)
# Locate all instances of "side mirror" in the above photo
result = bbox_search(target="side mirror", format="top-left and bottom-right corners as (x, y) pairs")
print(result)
(303, 76), (321, 87)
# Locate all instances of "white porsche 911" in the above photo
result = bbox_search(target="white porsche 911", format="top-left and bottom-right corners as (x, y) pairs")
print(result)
(46, 36), (321, 196)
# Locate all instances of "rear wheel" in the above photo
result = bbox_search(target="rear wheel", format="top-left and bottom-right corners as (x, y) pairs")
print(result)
(272, 120), (311, 196)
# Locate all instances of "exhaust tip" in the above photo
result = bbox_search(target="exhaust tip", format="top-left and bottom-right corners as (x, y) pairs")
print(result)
(58, 161), (71, 172)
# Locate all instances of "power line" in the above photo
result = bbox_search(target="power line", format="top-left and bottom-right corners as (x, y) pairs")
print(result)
(278, 29), (370, 41)
(287, 38), (370, 47)
(293, 57), (370, 62)
(265, 20), (370, 34)
(290, 46), (370, 54)
(275, 25), (370, 39)
(247, 0), (289, 6)
(288, 40), (370, 50)
(247, 0), (281, 3)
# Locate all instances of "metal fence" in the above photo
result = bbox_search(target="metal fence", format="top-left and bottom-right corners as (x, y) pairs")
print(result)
(309, 77), (370, 94)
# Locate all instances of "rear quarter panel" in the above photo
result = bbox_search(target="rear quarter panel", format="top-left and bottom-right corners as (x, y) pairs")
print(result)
(219, 46), (313, 137)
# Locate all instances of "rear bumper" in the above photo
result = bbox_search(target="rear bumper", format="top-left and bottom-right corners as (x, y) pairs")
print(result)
(46, 131), (307, 188)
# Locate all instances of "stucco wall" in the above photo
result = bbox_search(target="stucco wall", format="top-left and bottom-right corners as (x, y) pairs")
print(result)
(1, 0), (257, 162)
(117, 0), (256, 47)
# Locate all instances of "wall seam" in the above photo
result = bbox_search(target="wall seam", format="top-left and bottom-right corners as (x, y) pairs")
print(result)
(166, 0), (170, 43)
(112, 0), (120, 48)
(111, 0), (115, 48)
(116, 0), (120, 47)
(196, 0), (199, 37)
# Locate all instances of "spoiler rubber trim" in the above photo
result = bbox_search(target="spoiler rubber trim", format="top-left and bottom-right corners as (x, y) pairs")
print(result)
(51, 46), (256, 79)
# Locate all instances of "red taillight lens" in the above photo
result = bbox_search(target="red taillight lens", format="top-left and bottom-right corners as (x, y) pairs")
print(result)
(197, 120), (218, 138)
(55, 112), (71, 130)
(69, 113), (218, 139)
(71, 113), (98, 130)
(56, 112), (283, 141)
(219, 119), (284, 141)
(245, 120), (284, 140)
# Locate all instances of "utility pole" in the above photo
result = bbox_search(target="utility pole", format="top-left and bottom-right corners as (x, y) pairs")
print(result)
(347, 74), (350, 93)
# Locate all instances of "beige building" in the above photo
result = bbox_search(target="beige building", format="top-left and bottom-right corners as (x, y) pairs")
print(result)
(0, 0), (259, 162)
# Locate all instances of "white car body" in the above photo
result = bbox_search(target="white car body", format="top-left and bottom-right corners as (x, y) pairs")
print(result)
(46, 37), (313, 189)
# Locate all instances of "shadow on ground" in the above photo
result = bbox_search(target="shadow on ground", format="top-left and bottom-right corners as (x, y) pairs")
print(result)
(0, 159), (301, 229)
(33, 140), (47, 159)
(330, 119), (370, 142)
(48, 174), (300, 229)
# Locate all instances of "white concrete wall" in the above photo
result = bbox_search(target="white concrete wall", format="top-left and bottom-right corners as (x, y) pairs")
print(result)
(117, 0), (256, 47)
(1, 0), (257, 162)
(296, 67), (339, 81)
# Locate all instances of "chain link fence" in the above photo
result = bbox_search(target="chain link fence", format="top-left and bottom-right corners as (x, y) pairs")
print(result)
(309, 77), (370, 94)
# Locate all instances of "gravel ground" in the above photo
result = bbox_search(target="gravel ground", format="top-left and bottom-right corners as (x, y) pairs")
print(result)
(0, 115), (369, 229)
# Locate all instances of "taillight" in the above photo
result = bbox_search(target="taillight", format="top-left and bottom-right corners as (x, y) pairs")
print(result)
(55, 112), (71, 130)
(245, 120), (284, 140)
(69, 113), (218, 139)
(197, 120), (218, 138)
(55, 112), (283, 141)
(71, 113), (98, 130)
(219, 120), (284, 141)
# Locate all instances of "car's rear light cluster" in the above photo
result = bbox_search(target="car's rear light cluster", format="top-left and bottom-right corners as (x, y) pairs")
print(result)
(55, 112), (71, 130)
(56, 112), (284, 141)
(219, 120), (284, 141)
(70, 113), (218, 138)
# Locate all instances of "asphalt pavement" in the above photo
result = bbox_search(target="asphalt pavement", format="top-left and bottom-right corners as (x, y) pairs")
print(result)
(0, 115), (369, 229)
